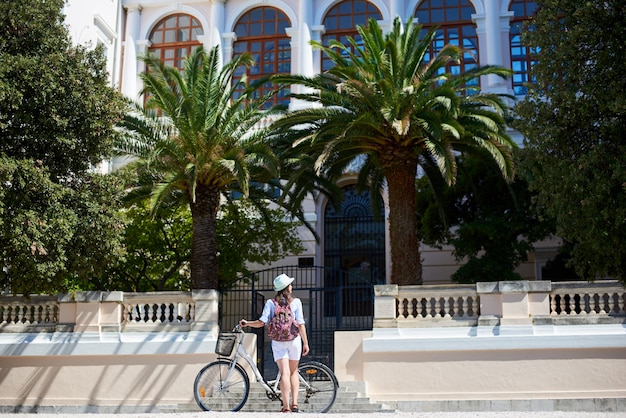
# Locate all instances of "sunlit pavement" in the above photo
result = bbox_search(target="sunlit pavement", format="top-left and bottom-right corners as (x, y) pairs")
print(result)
(7, 411), (626, 418)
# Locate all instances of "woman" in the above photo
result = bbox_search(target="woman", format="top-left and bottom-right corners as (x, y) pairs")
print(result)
(239, 273), (310, 413)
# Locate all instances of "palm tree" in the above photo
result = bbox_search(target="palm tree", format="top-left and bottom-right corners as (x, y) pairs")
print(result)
(270, 17), (517, 285)
(116, 45), (281, 290)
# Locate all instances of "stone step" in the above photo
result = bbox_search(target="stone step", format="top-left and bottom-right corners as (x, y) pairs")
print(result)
(167, 381), (395, 414)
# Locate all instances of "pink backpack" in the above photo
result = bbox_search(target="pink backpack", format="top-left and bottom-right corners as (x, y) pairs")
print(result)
(267, 300), (300, 341)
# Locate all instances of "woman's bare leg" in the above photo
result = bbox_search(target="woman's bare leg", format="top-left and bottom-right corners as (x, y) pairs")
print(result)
(289, 359), (300, 407)
(276, 358), (291, 410)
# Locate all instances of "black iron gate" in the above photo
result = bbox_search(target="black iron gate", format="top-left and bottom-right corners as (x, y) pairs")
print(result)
(219, 265), (374, 376)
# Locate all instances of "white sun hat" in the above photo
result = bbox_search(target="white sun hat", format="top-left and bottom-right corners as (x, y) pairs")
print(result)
(273, 273), (295, 291)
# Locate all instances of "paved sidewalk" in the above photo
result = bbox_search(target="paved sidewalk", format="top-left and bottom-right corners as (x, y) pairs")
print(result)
(5, 412), (626, 418)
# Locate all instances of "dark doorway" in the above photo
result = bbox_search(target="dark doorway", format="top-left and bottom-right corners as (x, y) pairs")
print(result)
(324, 184), (386, 317)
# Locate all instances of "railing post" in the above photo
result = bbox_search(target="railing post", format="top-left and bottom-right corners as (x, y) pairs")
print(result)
(373, 284), (398, 328)
(191, 289), (220, 337)
(477, 281), (552, 333)
(72, 291), (102, 333)
(527, 281), (552, 326)
(476, 282), (501, 333)
(57, 293), (77, 332)
(100, 291), (123, 332)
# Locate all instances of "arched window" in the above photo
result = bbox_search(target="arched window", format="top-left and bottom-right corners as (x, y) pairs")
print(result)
(321, 0), (382, 72)
(148, 14), (203, 70)
(510, 0), (538, 95)
(233, 7), (291, 107)
(414, 0), (479, 89)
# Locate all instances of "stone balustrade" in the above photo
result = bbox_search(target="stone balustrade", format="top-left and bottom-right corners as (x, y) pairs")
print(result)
(337, 280), (626, 407)
(1, 281), (625, 412)
(374, 280), (626, 329)
(0, 294), (59, 332)
(1, 281), (624, 334)
(550, 281), (626, 323)
(0, 289), (219, 335)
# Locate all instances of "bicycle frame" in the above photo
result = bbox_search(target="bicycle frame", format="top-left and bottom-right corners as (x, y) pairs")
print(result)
(195, 326), (339, 413)
(222, 328), (311, 398)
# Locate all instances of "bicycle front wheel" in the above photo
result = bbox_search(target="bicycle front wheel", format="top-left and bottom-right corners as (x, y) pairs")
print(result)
(297, 361), (338, 413)
(193, 360), (250, 411)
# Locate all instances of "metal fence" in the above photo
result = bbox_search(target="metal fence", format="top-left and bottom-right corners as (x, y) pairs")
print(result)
(219, 266), (374, 376)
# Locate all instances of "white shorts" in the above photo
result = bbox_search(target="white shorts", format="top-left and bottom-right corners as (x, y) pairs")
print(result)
(271, 335), (302, 361)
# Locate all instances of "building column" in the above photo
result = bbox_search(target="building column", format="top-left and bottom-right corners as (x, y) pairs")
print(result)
(311, 26), (325, 75)
(484, 0), (504, 88)
(298, 0), (314, 78)
(209, 0), (225, 49)
(389, 0), (404, 20)
(121, 4), (141, 100)
(222, 32), (236, 65)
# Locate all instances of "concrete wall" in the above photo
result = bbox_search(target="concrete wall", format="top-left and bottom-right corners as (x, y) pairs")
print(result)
(335, 329), (626, 403)
(335, 281), (626, 407)
(1, 282), (625, 412)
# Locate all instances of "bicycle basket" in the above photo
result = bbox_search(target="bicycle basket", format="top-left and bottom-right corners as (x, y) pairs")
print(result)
(215, 332), (237, 357)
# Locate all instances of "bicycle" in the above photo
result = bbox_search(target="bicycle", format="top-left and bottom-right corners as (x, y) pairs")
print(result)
(193, 324), (339, 413)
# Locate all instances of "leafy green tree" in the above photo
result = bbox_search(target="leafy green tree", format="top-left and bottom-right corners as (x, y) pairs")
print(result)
(270, 17), (517, 285)
(0, 0), (124, 180)
(217, 199), (304, 290)
(0, 158), (75, 294)
(98, 189), (303, 292)
(0, 158), (126, 295)
(512, 0), (626, 281)
(0, 0), (126, 294)
(116, 45), (284, 290)
(416, 151), (553, 283)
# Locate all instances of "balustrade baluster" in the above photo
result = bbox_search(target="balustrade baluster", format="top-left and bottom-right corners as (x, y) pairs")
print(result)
(16, 305), (25, 324)
(158, 303), (165, 322)
(169, 303), (176, 322)
(434, 297), (442, 318)
(608, 293), (618, 315)
(569, 293), (577, 315)
(423, 298), (432, 318)
(147, 304), (155, 323)
(598, 293), (607, 315)
(618, 292), (625, 315)
(591, 293), (600, 315)
(443, 297), (451, 318)
(164, 303), (171, 322)
(416, 298), (423, 319)
(550, 294), (557, 315)
(137, 304), (144, 322)
(410, 298), (418, 319)
(23, 306), (30, 324)
(177, 302), (185, 323)
(461, 296), (468, 318)
(579, 293), (588, 315)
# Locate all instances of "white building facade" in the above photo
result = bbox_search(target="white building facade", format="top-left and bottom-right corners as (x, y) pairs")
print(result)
(62, 0), (557, 285)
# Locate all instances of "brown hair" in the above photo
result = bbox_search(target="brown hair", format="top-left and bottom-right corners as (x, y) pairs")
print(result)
(274, 286), (293, 307)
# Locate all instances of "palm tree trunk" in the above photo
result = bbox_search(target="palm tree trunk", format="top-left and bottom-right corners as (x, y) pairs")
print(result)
(382, 152), (423, 285)
(189, 184), (220, 289)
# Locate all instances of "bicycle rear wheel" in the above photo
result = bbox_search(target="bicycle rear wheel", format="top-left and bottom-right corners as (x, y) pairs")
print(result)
(193, 360), (250, 411)
(297, 361), (338, 413)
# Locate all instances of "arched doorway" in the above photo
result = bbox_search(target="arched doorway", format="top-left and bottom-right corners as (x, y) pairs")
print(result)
(324, 185), (385, 316)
